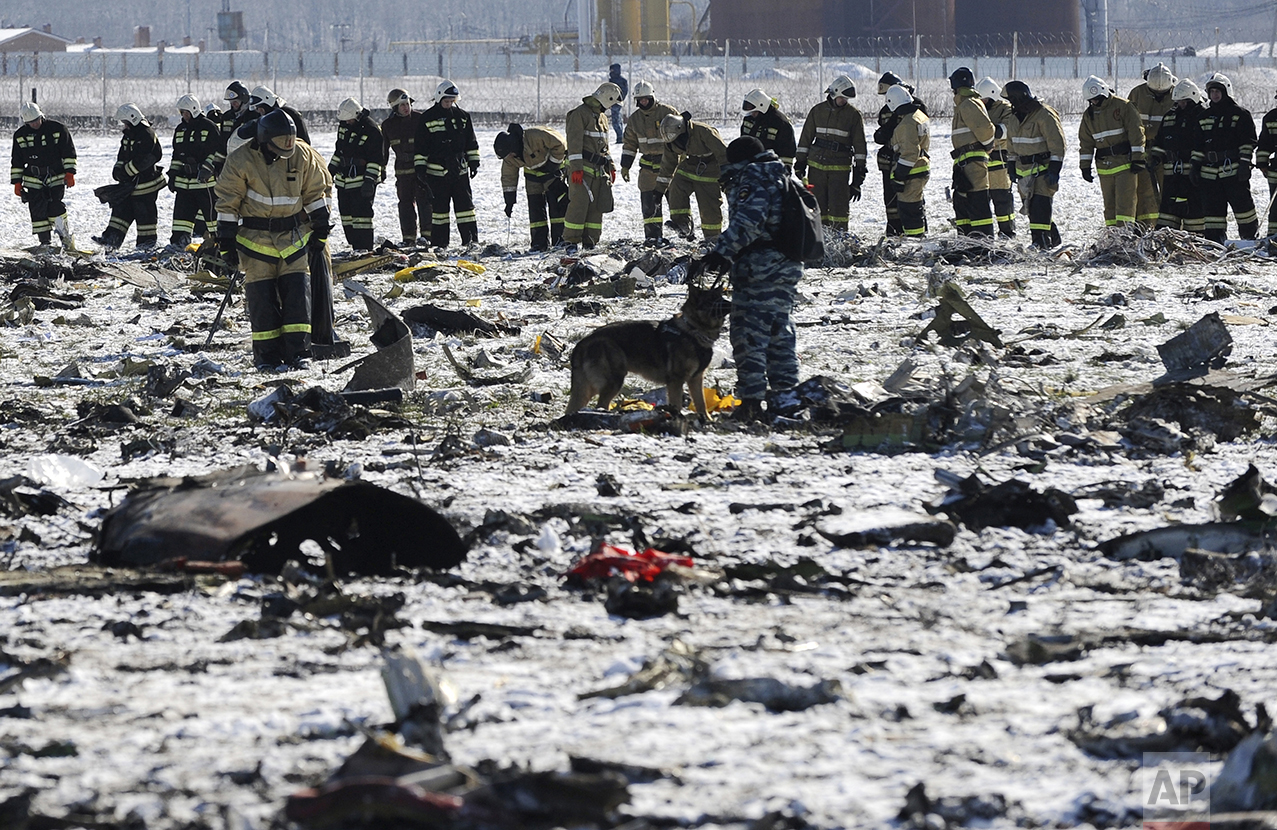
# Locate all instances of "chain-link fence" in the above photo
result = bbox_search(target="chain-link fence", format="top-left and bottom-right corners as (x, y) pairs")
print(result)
(5, 35), (1277, 130)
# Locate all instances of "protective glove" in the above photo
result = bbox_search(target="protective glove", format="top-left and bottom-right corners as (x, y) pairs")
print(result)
(308, 229), (329, 252)
(620, 166), (630, 183)
(793, 160), (807, 180)
(328, 160), (340, 175)
(1081, 166), (1094, 183)
(360, 179), (377, 199)
(952, 165), (969, 194)
(217, 238), (238, 269)
(197, 163), (215, 183)
(166, 171), (178, 192)
(469, 163), (480, 179)
(890, 177), (906, 194)
(1259, 161), (1271, 174)
(1238, 160), (1251, 180)
(12, 183), (22, 198)
(1045, 160), (1062, 189)
(64, 172), (76, 188)
(699, 251), (731, 274)
(504, 191), (517, 218)
(609, 168), (616, 184)
(570, 169), (585, 186)
(849, 184), (862, 202)
(851, 166), (866, 200)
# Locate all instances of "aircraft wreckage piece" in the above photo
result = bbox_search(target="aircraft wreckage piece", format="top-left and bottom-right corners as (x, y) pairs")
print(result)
(337, 280), (416, 392)
(93, 471), (466, 575)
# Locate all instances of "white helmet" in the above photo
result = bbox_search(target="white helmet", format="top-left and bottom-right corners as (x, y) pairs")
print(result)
(387, 88), (412, 108)
(1146, 62), (1175, 93)
(337, 97), (362, 121)
(435, 80), (460, 104)
(19, 101), (43, 123)
(115, 103), (145, 126)
(203, 103), (220, 116)
(248, 85), (278, 109)
(742, 87), (771, 114)
(659, 113), (686, 143)
(1172, 78), (1203, 105)
(591, 82), (622, 109)
(1082, 75), (1110, 100)
(632, 80), (655, 100)
(975, 77), (1001, 99)
(1205, 72), (1233, 99)
(176, 94), (201, 115)
(825, 75), (856, 100)
(884, 85), (913, 112)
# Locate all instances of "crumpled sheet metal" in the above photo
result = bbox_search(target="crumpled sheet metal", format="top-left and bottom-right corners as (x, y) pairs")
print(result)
(92, 472), (466, 575)
(340, 280), (415, 392)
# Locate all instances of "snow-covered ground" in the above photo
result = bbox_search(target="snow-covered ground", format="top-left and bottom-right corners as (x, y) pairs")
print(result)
(2, 120), (1277, 829)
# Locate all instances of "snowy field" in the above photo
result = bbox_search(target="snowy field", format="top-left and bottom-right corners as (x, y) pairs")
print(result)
(2, 117), (1277, 829)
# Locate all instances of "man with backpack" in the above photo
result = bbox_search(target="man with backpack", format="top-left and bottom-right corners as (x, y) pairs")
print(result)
(698, 136), (805, 423)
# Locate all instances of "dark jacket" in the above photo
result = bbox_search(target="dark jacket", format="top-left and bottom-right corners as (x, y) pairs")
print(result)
(741, 104), (797, 167)
(414, 103), (480, 178)
(11, 118), (77, 188)
(114, 122), (165, 196)
(609, 65), (628, 101)
(171, 114), (225, 187)
(331, 111), (385, 189)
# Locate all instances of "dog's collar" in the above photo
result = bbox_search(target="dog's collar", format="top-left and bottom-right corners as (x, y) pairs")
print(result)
(666, 315), (716, 349)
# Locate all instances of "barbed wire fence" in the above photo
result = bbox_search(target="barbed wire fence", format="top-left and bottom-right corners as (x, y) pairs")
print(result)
(5, 33), (1277, 132)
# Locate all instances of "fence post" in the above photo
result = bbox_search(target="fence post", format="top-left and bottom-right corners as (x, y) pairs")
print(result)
(723, 39), (730, 125)
(627, 40), (634, 118)
(1110, 29), (1117, 90)
(359, 49), (365, 104)
(1011, 32), (1017, 79)
(912, 34), (919, 85)
(229, 52), (235, 80)
(186, 54), (191, 92)
(101, 53), (108, 130)
(536, 43), (542, 123)
(817, 36), (823, 96)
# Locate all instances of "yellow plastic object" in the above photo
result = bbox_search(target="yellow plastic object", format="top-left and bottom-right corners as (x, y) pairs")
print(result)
(465, 299), (481, 307)
(704, 387), (740, 413)
(394, 263), (442, 282)
(185, 242), (201, 253)
(455, 259), (486, 274)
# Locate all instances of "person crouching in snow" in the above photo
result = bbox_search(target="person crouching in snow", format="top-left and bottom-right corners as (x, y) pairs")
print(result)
(696, 136), (803, 422)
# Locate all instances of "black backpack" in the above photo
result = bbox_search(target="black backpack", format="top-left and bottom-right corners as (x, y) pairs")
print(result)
(777, 174), (825, 266)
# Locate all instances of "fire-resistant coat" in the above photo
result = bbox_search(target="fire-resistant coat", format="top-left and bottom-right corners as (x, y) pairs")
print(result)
(741, 103), (797, 168)
(10, 118), (76, 190)
(500, 126), (567, 193)
(171, 114), (224, 192)
(215, 142), (332, 269)
(331, 112), (384, 191)
(381, 109), (423, 177)
(656, 120), (727, 192)
(1079, 95), (1145, 174)
(114, 123), (165, 197)
(1128, 82), (1176, 147)
(565, 99), (613, 178)
(1009, 101), (1065, 197)
(796, 100), (867, 175)
(620, 100), (679, 187)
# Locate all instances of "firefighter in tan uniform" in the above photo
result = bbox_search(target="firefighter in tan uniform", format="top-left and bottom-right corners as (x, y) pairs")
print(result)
(619, 80), (679, 243)
(885, 85), (930, 237)
(794, 75), (867, 231)
(656, 112), (728, 240)
(1003, 81), (1065, 248)
(976, 77), (1017, 237)
(1128, 62), (1176, 226)
(949, 67), (997, 237)
(215, 111), (333, 370)
(1080, 75), (1145, 227)
(494, 123), (569, 251)
(563, 82), (620, 249)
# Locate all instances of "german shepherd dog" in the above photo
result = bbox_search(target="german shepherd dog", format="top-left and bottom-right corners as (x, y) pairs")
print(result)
(566, 271), (729, 420)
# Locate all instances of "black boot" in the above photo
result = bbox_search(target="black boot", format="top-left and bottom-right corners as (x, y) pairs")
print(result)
(169, 232), (192, 249)
(92, 230), (124, 250)
(244, 280), (285, 370)
(731, 398), (765, 422)
(37, 230), (52, 245)
(277, 272), (313, 368)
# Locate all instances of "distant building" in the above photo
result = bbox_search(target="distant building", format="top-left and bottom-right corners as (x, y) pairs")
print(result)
(0, 27), (71, 53)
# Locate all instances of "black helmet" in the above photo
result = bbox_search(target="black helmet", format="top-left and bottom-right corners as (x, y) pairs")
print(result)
(725, 135), (766, 165)
(949, 66), (975, 91)
(1001, 80), (1034, 105)
(878, 71), (903, 94)
(224, 80), (249, 103)
(493, 123), (523, 159)
(256, 108), (297, 157)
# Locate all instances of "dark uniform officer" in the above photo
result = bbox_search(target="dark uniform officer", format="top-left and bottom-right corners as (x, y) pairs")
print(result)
(10, 101), (77, 249)
(94, 103), (165, 251)
(330, 97), (384, 252)
(740, 88), (796, 171)
(168, 94), (225, 248)
(414, 80), (481, 248)
(381, 88), (431, 246)
(699, 135), (803, 423)
(1257, 87), (1277, 237)
(215, 81), (252, 149)
(1149, 79), (1206, 235)
(495, 124), (569, 251)
(1195, 72), (1259, 243)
